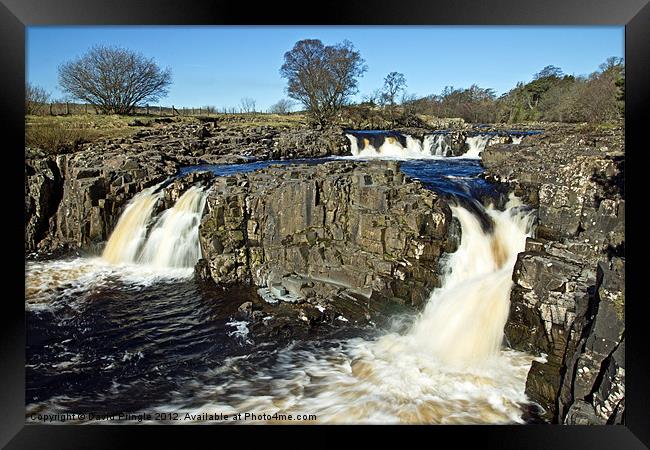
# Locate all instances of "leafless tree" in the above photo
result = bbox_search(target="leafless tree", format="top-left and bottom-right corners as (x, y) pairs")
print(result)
(280, 39), (366, 126)
(26, 83), (50, 115)
(58, 45), (172, 115)
(381, 72), (407, 107)
(268, 98), (294, 114)
(240, 97), (256, 113)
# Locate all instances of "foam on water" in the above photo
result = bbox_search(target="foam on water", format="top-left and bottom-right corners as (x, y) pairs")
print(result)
(129, 197), (542, 424)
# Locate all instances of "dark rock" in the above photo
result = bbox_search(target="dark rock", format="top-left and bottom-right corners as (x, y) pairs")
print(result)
(485, 123), (625, 424)
(198, 160), (455, 318)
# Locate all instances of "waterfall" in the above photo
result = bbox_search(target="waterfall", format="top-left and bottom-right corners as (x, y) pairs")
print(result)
(346, 134), (360, 156)
(346, 131), (527, 160)
(345, 132), (454, 159)
(463, 135), (492, 158)
(430, 134), (452, 156)
(102, 185), (208, 269)
(405, 197), (536, 365)
(138, 186), (208, 268)
(171, 196), (541, 423)
(102, 185), (163, 265)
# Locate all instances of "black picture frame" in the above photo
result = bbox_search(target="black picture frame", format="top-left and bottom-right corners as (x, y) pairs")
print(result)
(4, 0), (648, 447)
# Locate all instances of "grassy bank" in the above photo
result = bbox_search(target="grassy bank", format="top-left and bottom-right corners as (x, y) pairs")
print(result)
(25, 113), (309, 157)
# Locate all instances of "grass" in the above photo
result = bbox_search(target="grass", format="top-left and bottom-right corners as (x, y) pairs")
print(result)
(26, 114), (149, 152)
(25, 112), (310, 157)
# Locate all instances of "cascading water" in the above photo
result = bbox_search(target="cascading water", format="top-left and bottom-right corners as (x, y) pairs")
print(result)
(346, 133), (455, 159)
(345, 132), (502, 159)
(405, 196), (536, 365)
(101, 184), (208, 269)
(347, 133), (360, 155)
(101, 185), (164, 265)
(464, 135), (492, 158)
(138, 196), (541, 424)
(138, 186), (208, 268)
(429, 134), (452, 156)
(27, 158), (545, 424)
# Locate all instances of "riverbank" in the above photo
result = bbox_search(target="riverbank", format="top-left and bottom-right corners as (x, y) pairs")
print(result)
(482, 123), (625, 424)
(24, 117), (624, 424)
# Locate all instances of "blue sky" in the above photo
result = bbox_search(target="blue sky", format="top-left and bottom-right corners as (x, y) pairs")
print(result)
(27, 26), (624, 111)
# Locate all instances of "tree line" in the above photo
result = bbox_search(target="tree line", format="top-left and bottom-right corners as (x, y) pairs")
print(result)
(26, 42), (624, 126)
(403, 60), (624, 124)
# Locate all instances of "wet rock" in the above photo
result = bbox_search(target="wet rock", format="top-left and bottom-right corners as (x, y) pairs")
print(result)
(198, 160), (455, 318)
(486, 123), (625, 424)
(25, 157), (63, 252)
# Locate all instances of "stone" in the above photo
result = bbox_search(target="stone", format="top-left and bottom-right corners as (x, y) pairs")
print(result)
(485, 123), (625, 424)
(198, 160), (454, 314)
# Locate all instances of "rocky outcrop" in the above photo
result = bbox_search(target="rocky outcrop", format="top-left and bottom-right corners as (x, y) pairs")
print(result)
(275, 128), (349, 159)
(25, 146), (178, 254)
(482, 123), (625, 424)
(25, 157), (63, 252)
(88, 121), (350, 163)
(24, 121), (352, 255)
(197, 160), (456, 325)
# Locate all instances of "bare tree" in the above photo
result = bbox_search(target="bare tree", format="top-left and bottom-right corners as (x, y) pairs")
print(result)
(26, 83), (50, 115)
(361, 89), (383, 107)
(58, 45), (172, 115)
(268, 98), (294, 114)
(380, 72), (407, 106)
(240, 97), (256, 113)
(280, 39), (367, 126)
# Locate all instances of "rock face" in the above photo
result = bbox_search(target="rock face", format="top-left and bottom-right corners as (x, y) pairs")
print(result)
(275, 128), (349, 159)
(24, 121), (351, 255)
(25, 158), (63, 252)
(25, 148), (178, 255)
(197, 160), (456, 324)
(482, 123), (625, 424)
(93, 121), (350, 163)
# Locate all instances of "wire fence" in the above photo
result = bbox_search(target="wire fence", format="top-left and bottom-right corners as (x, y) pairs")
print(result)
(27, 102), (268, 116)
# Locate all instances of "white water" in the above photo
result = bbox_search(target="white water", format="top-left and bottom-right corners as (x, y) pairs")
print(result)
(428, 133), (453, 156)
(101, 184), (208, 269)
(405, 196), (536, 365)
(29, 167), (542, 423)
(27, 185), (209, 310)
(346, 132), (500, 160)
(139, 186), (208, 268)
(346, 133), (454, 159)
(151, 196), (542, 424)
(464, 135), (492, 159)
(101, 185), (163, 265)
(25, 257), (196, 312)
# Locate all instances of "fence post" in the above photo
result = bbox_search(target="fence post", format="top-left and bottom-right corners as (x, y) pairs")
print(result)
(85, 104), (88, 114)
(146, 104), (150, 115)
(66, 102), (69, 115)
(49, 103), (53, 115)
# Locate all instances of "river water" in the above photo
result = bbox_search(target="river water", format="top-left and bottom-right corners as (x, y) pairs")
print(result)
(26, 151), (544, 424)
